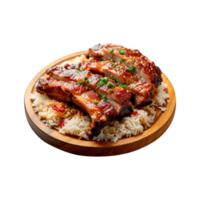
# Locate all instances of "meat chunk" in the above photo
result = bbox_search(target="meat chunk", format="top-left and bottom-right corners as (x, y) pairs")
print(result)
(65, 59), (155, 106)
(36, 77), (71, 102)
(66, 58), (138, 85)
(129, 80), (155, 106)
(47, 66), (131, 105)
(88, 44), (162, 87)
(46, 66), (133, 117)
(36, 77), (117, 137)
(70, 91), (116, 136)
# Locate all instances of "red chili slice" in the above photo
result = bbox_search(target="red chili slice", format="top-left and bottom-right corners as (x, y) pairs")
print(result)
(60, 120), (65, 128)
(132, 112), (137, 116)
(52, 105), (65, 112)
(129, 111), (137, 117)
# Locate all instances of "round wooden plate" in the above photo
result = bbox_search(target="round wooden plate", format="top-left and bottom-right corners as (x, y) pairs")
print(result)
(24, 51), (176, 156)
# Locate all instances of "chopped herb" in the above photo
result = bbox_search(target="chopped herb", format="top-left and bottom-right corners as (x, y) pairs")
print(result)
(110, 59), (115, 62)
(104, 77), (109, 83)
(113, 64), (117, 68)
(86, 80), (90, 83)
(100, 77), (109, 83)
(77, 68), (84, 72)
(97, 81), (104, 88)
(120, 58), (124, 63)
(119, 48), (124, 54)
(70, 116), (72, 119)
(131, 60), (134, 64)
(122, 84), (128, 89)
(127, 67), (132, 72)
(101, 96), (106, 100)
(86, 86), (89, 90)
(89, 70), (93, 73)
(112, 78), (116, 82)
(117, 66), (120, 69)
(84, 77), (88, 80)
(76, 81), (83, 85)
(93, 101), (98, 104)
(107, 83), (115, 87)
(109, 49), (114, 53)
(127, 66), (136, 72)
(109, 89), (114, 92)
(132, 66), (136, 70)
(125, 61), (129, 64)
(117, 82), (129, 89)
(99, 58), (103, 61)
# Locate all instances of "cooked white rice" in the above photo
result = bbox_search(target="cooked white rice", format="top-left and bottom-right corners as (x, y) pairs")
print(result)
(60, 60), (72, 67)
(72, 54), (88, 64)
(30, 56), (169, 143)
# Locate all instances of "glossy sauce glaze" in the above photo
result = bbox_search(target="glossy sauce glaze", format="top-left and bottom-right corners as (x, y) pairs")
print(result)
(88, 43), (163, 87)
(46, 66), (132, 105)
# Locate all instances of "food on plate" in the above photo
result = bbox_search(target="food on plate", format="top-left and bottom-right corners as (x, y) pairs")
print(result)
(46, 66), (133, 118)
(30, 44), (169, 142)
(65, 58), (155, 106)
(36, 77), (116, 136)
(88, 44), (162, 87)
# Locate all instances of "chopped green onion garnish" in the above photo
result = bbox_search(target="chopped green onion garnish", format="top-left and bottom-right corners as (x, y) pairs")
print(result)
(113, 64), (117, 68)
(109, 49), (114, 53)
(86, 80), (90, 83)
(117, 66), (120, 69)
(131, 60), (134, 64)
(99, 58), (103, 61)
(101, 96), (106, 100)
(97, 81), (104, 88)
(93, 101), (98, 104)
(89, 70), (93, 73)
(125, 61), (129, 64)
(117, 82), (128, 89)
(123, 85), (128, 89)
(86, 86), (89, 90)
(76, 81), (83, 85)
(100, 77), (109, 83)
(84, 77), (88, 80)
(127, 68), (133, 72)
(112, 78), (116, 82)
(77, 68), (84, 72)
(107, 83), (115, 87)
(110, 59), (115, 62)
(120, 58), (124, 63)
(127, 66), (136, 72)
(119, 49), (124, 54)
(103, 77), (109, 83)
(109, 89), (114, 92)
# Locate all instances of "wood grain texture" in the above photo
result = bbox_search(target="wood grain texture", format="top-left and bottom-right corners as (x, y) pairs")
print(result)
(24, 51), (176, 156)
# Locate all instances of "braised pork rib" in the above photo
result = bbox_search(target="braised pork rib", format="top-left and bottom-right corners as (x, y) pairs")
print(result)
(64, 58), (155, 106)
(36, 77), (117, 136)
(88, 44), (162, 87)
(46, 66), (133, 117)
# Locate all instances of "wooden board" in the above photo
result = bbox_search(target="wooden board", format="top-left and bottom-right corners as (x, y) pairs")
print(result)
(24, 51), (176, 156)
